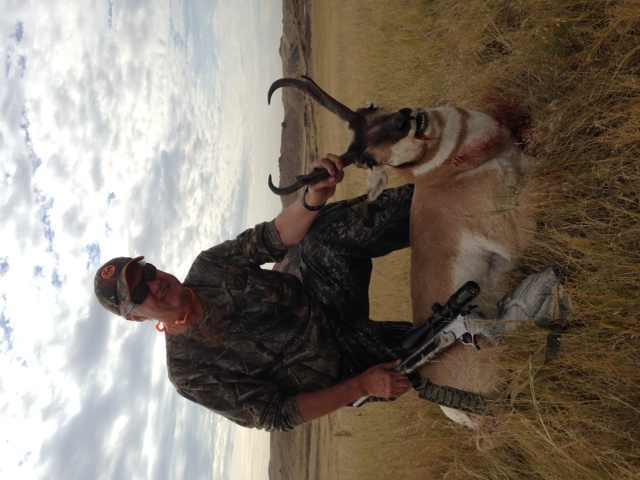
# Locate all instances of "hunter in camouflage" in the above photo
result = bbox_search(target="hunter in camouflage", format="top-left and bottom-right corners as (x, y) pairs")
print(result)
(94, 155), (415, 431)
(167, 184), (415, 430)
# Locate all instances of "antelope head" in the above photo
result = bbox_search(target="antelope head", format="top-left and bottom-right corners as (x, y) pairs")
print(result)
(268, 77), (514, 200)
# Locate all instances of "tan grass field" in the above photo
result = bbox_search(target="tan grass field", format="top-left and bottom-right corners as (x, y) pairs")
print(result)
(271, 0), (640, 479)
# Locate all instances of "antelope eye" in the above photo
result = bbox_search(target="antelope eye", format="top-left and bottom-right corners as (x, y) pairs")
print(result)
(366, 158), (378, 169)
(358, 154), (378, 169)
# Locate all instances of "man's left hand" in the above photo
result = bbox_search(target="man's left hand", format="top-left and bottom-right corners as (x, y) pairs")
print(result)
(305, 153), (345, 208)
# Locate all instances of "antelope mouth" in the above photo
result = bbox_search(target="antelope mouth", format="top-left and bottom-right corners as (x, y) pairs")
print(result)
(415, 111), (429, 140)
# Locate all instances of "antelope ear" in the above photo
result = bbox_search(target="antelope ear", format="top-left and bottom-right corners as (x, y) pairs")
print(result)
(366, 170), (388, 201)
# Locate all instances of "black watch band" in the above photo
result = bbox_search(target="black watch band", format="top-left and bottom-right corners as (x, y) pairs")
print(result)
(301, 186), (326, 211)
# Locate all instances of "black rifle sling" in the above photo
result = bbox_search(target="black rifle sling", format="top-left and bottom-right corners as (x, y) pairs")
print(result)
(417, 379), (496, 416)
(417, 332), (563, 416)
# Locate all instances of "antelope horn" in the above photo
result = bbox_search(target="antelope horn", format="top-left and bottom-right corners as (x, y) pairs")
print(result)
(267, 77), (364, 196)
(268, 76), (363, 126)
(268, 152), (357, 196)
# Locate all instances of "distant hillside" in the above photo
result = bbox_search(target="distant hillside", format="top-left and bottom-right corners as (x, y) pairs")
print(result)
(275, 0), (317, 208)
(269, 2), (320, 476)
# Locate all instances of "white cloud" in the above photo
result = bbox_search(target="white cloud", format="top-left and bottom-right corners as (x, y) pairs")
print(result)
(0, 1), (282, 478)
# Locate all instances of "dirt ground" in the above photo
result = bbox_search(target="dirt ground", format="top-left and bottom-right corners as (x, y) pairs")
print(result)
(268, 1), (362, 479)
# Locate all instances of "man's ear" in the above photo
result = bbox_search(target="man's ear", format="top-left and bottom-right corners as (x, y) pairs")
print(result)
(125, 314), (149, 323)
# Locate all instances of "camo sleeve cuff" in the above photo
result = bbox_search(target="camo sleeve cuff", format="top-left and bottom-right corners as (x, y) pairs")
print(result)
(261, 220), (290, 258)
(259, 395), (306, 432)
(283, 395), (306, 429)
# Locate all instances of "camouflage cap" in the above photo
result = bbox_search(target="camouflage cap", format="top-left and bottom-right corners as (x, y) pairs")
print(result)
(94, 256), (144, 316)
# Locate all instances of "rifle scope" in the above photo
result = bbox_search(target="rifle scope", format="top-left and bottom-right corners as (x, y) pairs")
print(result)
(400, 281), (480, 350)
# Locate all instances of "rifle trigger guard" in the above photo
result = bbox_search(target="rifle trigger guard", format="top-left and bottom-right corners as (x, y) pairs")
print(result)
(461, 332), (481, 350)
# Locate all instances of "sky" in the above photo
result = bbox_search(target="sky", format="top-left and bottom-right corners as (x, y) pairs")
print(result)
(0, 1), (286, 479)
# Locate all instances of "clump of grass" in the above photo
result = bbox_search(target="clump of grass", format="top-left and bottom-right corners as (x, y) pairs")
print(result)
(310, 0), (640, 478)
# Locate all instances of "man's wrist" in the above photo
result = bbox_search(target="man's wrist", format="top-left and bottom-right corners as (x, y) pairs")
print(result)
(301, 186), (326, 211)
(352, 373), (369, 398)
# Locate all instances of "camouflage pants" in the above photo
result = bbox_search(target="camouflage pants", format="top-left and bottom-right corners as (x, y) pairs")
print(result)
(297, 184), (416, 378)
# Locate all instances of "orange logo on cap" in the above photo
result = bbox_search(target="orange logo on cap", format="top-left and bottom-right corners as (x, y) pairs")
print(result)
(101, 265), (117, 279)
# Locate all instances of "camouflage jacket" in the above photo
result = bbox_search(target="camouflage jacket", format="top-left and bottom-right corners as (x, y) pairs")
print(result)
(165, 220), (342, 431)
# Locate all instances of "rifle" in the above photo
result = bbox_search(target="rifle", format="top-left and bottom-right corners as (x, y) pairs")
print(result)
(353, 281), (481, 407)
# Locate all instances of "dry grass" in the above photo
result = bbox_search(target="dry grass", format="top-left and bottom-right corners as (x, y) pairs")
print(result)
(306, 0), (640, 479)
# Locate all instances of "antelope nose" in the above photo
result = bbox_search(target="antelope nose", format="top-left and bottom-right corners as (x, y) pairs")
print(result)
(397, 108), (413, 133)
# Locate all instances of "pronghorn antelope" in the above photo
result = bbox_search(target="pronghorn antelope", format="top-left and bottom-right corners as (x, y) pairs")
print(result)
(269, 77), (538, 448)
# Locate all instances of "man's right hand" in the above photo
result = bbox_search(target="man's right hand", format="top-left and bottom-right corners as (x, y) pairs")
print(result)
(357, 359), (413, 399)
(296, 359), (413, 422)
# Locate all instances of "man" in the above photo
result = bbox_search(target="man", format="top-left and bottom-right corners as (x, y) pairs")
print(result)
(94, 154), (416, 431)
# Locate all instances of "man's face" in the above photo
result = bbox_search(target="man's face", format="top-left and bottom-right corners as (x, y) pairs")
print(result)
(123, 263), (190, 323)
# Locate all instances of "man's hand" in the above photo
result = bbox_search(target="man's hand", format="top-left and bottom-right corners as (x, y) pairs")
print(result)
(357, 359), (413, 399)
(275, 153), (346, 247)
(304, 153), (345, 208)
(296, 359), (413, 423)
